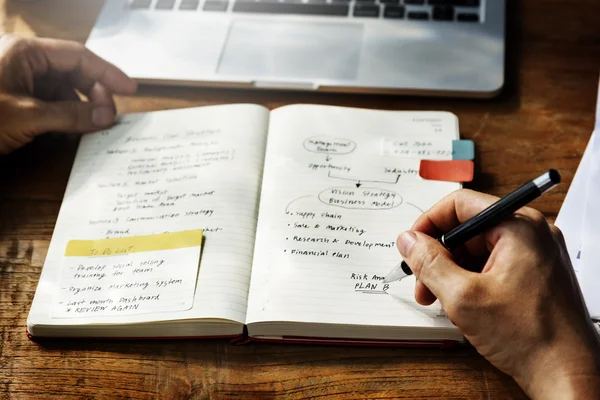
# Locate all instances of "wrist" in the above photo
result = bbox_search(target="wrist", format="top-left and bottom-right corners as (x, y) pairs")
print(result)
(525, 368), (600, 400)
(516, 328), (600, 399)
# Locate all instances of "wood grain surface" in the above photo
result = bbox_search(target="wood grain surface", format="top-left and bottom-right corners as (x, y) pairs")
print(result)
(1, 0), (599, 398)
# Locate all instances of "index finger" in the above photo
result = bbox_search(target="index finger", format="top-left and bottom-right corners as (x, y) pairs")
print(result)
(31, 37), (137, 95)
(411, 189), (499, 236)
(411, 189), (500, 257)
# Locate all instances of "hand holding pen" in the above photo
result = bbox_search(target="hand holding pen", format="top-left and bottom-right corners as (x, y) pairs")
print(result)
(381, 170), (600, 399)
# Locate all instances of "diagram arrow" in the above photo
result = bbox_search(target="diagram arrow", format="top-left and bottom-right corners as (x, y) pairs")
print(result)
(328, 171), (403, 185)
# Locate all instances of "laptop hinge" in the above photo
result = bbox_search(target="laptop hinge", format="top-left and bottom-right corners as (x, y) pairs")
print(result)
(253, 80), (318, 91)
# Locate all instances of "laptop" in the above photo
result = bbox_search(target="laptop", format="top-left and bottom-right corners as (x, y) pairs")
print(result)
(86, 0), (505, 97)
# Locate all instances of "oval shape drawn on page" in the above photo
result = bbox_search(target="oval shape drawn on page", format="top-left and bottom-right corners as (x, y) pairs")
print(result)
(318, 187), (403, 210)
(303, 136), (357, 154)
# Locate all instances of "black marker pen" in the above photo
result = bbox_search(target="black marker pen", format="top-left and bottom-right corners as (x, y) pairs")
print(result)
(383, 170), (561, 283)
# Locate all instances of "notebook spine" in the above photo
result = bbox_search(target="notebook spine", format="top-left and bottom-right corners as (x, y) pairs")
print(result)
(230, 326), (251, 345)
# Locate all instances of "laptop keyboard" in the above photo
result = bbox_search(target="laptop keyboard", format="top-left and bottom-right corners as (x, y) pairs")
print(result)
(130, 0), (482, 20)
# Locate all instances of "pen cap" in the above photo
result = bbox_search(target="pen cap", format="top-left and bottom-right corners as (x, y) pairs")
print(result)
(533, 169), (561, 193)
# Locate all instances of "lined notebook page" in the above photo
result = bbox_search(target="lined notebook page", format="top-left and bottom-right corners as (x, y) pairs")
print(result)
(29, 104), (269, 327)
(246, 105), (460, 330)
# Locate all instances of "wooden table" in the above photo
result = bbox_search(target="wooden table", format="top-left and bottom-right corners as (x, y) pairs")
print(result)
(1, 0), (599, 398)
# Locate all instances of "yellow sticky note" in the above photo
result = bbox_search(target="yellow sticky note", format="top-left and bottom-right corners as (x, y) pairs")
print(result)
(54, 230), (204, 319)
(64, 229), (203, 257)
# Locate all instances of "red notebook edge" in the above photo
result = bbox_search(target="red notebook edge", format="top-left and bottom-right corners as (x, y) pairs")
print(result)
(242, 336), (462, 349)
(26, 327), (242, 342)
(26, 326), (462, 349)
(234, 326), (463, 348)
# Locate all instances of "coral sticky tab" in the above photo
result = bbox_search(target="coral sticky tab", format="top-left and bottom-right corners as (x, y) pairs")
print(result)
(419, 160), (474, 182)
(451, 140), (475, 160)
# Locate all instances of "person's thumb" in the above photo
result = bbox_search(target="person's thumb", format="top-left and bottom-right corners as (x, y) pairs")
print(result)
(29, 99), (116, 134)
(397, 231), (475, 306)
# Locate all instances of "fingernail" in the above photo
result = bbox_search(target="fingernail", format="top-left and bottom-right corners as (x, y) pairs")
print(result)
(397, 231), (417, 257)
(92, 106), (115, 127)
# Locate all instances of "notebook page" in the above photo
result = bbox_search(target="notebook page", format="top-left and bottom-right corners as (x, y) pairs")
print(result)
(246, 105), (460, 330)
(28, 104), (269, 327)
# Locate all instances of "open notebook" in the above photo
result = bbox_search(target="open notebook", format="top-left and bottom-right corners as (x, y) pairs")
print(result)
(27, 104), (464, 345)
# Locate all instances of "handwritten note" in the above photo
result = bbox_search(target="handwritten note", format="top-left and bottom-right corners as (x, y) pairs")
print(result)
(381, 136), (455, 159)
(28, 104), (270, 329)
(52, 230), (203, 318)
(247, 106), (460, 329)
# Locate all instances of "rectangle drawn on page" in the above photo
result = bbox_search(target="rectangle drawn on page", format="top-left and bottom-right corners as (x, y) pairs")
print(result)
(51, 230), (203, 318)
